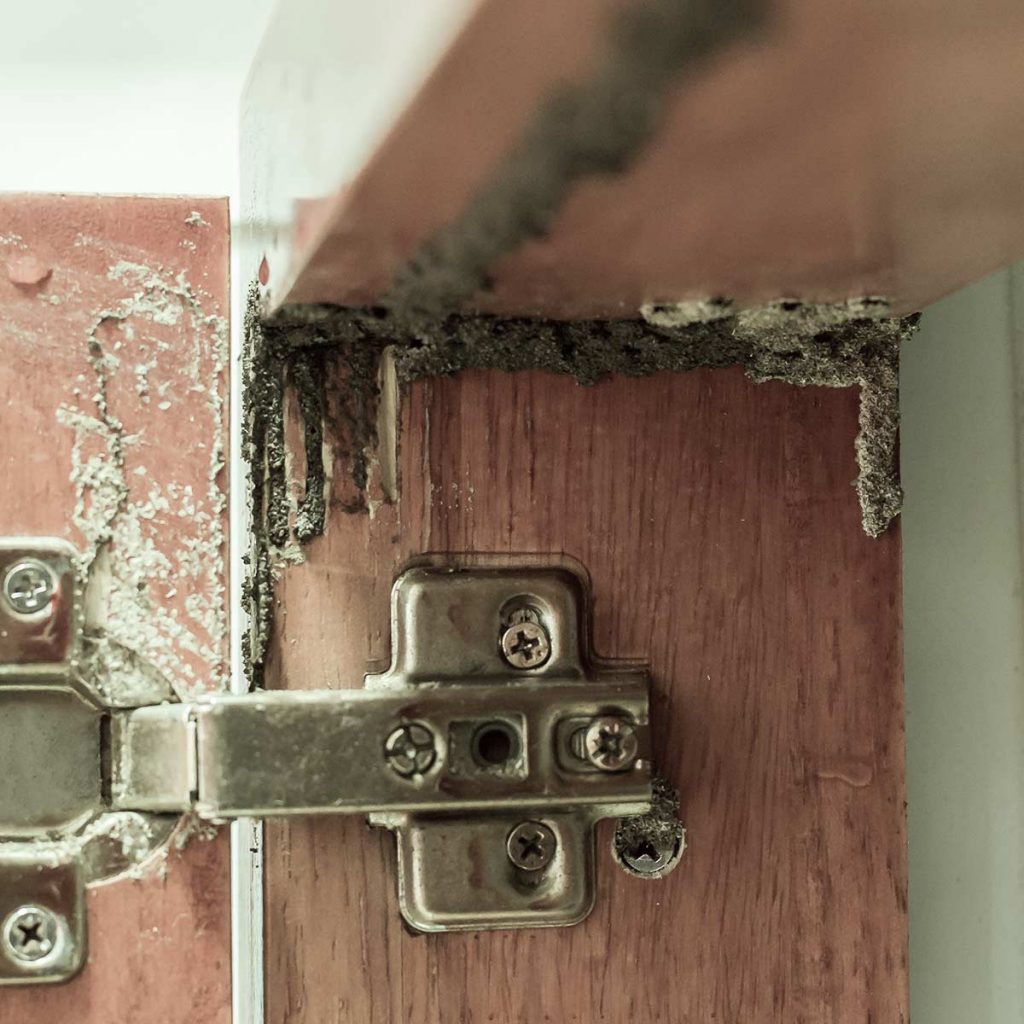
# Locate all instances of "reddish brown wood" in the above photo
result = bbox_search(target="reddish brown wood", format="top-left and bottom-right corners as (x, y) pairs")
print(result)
(0, 194), (231, 1022)
(246, 0), (1024, 317)
(264, 365), (906, 1022)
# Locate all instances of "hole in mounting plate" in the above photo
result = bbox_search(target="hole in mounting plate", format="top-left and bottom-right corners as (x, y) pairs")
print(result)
(471, 721), (520, 768)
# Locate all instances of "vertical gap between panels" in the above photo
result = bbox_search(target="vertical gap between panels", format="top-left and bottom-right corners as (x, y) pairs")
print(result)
(229, 232), (265, 1024)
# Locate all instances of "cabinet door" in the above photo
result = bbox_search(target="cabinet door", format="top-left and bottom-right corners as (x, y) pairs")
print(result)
(0, 194), (232, 1023)
(254, 357), (907, 1023)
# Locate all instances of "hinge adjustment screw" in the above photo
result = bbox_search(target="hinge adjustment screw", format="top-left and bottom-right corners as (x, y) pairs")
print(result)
(583, 716), (639, 772)
(384, 723), (437, 778)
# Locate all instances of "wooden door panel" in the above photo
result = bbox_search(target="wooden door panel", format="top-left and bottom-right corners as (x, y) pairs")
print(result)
(0, 194), (231, 1022)
(262, 364), (906, 1022)
(246, 0), (1024, 317)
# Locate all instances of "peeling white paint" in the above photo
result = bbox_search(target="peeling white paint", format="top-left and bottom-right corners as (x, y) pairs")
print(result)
(30, 810), (172, 886)
(133, 358), (156, 402)
(639, 296), (734, 327)
(640, 295), (892, 331)
(57, 255), (229, 704)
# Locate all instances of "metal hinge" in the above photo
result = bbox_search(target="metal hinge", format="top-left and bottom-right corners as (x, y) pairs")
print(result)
(0, 542), (655, 985)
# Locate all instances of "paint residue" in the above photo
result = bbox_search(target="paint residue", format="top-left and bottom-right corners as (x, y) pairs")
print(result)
(57, 256), (229, 704)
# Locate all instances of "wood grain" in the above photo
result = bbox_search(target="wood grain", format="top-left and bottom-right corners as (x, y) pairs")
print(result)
(264, 364), (907, 1022)
(0, 194), (231, 1022)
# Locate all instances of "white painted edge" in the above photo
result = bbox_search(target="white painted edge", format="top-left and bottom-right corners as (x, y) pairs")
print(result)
(229, 232), (265, 1024)
(230, 817), (265, 1024)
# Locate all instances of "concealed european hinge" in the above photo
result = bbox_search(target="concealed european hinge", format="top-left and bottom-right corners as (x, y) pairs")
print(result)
(0, 543), (659, 985)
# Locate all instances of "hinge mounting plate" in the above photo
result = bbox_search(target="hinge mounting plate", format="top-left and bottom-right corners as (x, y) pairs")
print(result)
(368, 565), (653, 931)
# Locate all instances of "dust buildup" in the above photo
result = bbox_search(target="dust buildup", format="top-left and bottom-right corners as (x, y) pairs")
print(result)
(241, 285), (283, 685)
(613, 775), (687, 880)
(62, 261), (228, 704)
(288, 349), (327, 541)
(259, 298), (916, 539)
(243, 292), (916, 684)
(242, 286), (382, 684)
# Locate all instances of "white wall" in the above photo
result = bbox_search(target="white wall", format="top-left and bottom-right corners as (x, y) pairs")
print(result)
(902, 265), (1024, 1023)
(0, 0), (276, 201)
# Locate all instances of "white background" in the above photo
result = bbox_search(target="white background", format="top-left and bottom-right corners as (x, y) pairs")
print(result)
(0, 0), (276, 200)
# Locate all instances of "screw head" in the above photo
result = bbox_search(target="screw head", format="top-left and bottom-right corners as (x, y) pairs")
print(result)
(3, 905), (62, 964)
(500, 621), (551, 670)
(2, 560), (57, 615)
(506, 821), (557, 871)
(619, 834), (683, 876)
(384, 723), (437, 778)
(583, 716), (639, 772)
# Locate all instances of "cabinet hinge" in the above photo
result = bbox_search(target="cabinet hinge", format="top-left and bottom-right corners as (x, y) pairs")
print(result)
(0, 543), (655, 984)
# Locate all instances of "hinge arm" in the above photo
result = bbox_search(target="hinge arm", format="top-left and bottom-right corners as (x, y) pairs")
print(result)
(111, 680), (651, 820)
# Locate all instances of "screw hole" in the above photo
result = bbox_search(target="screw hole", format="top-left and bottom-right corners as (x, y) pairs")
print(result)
(472, 722), (520, 768)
